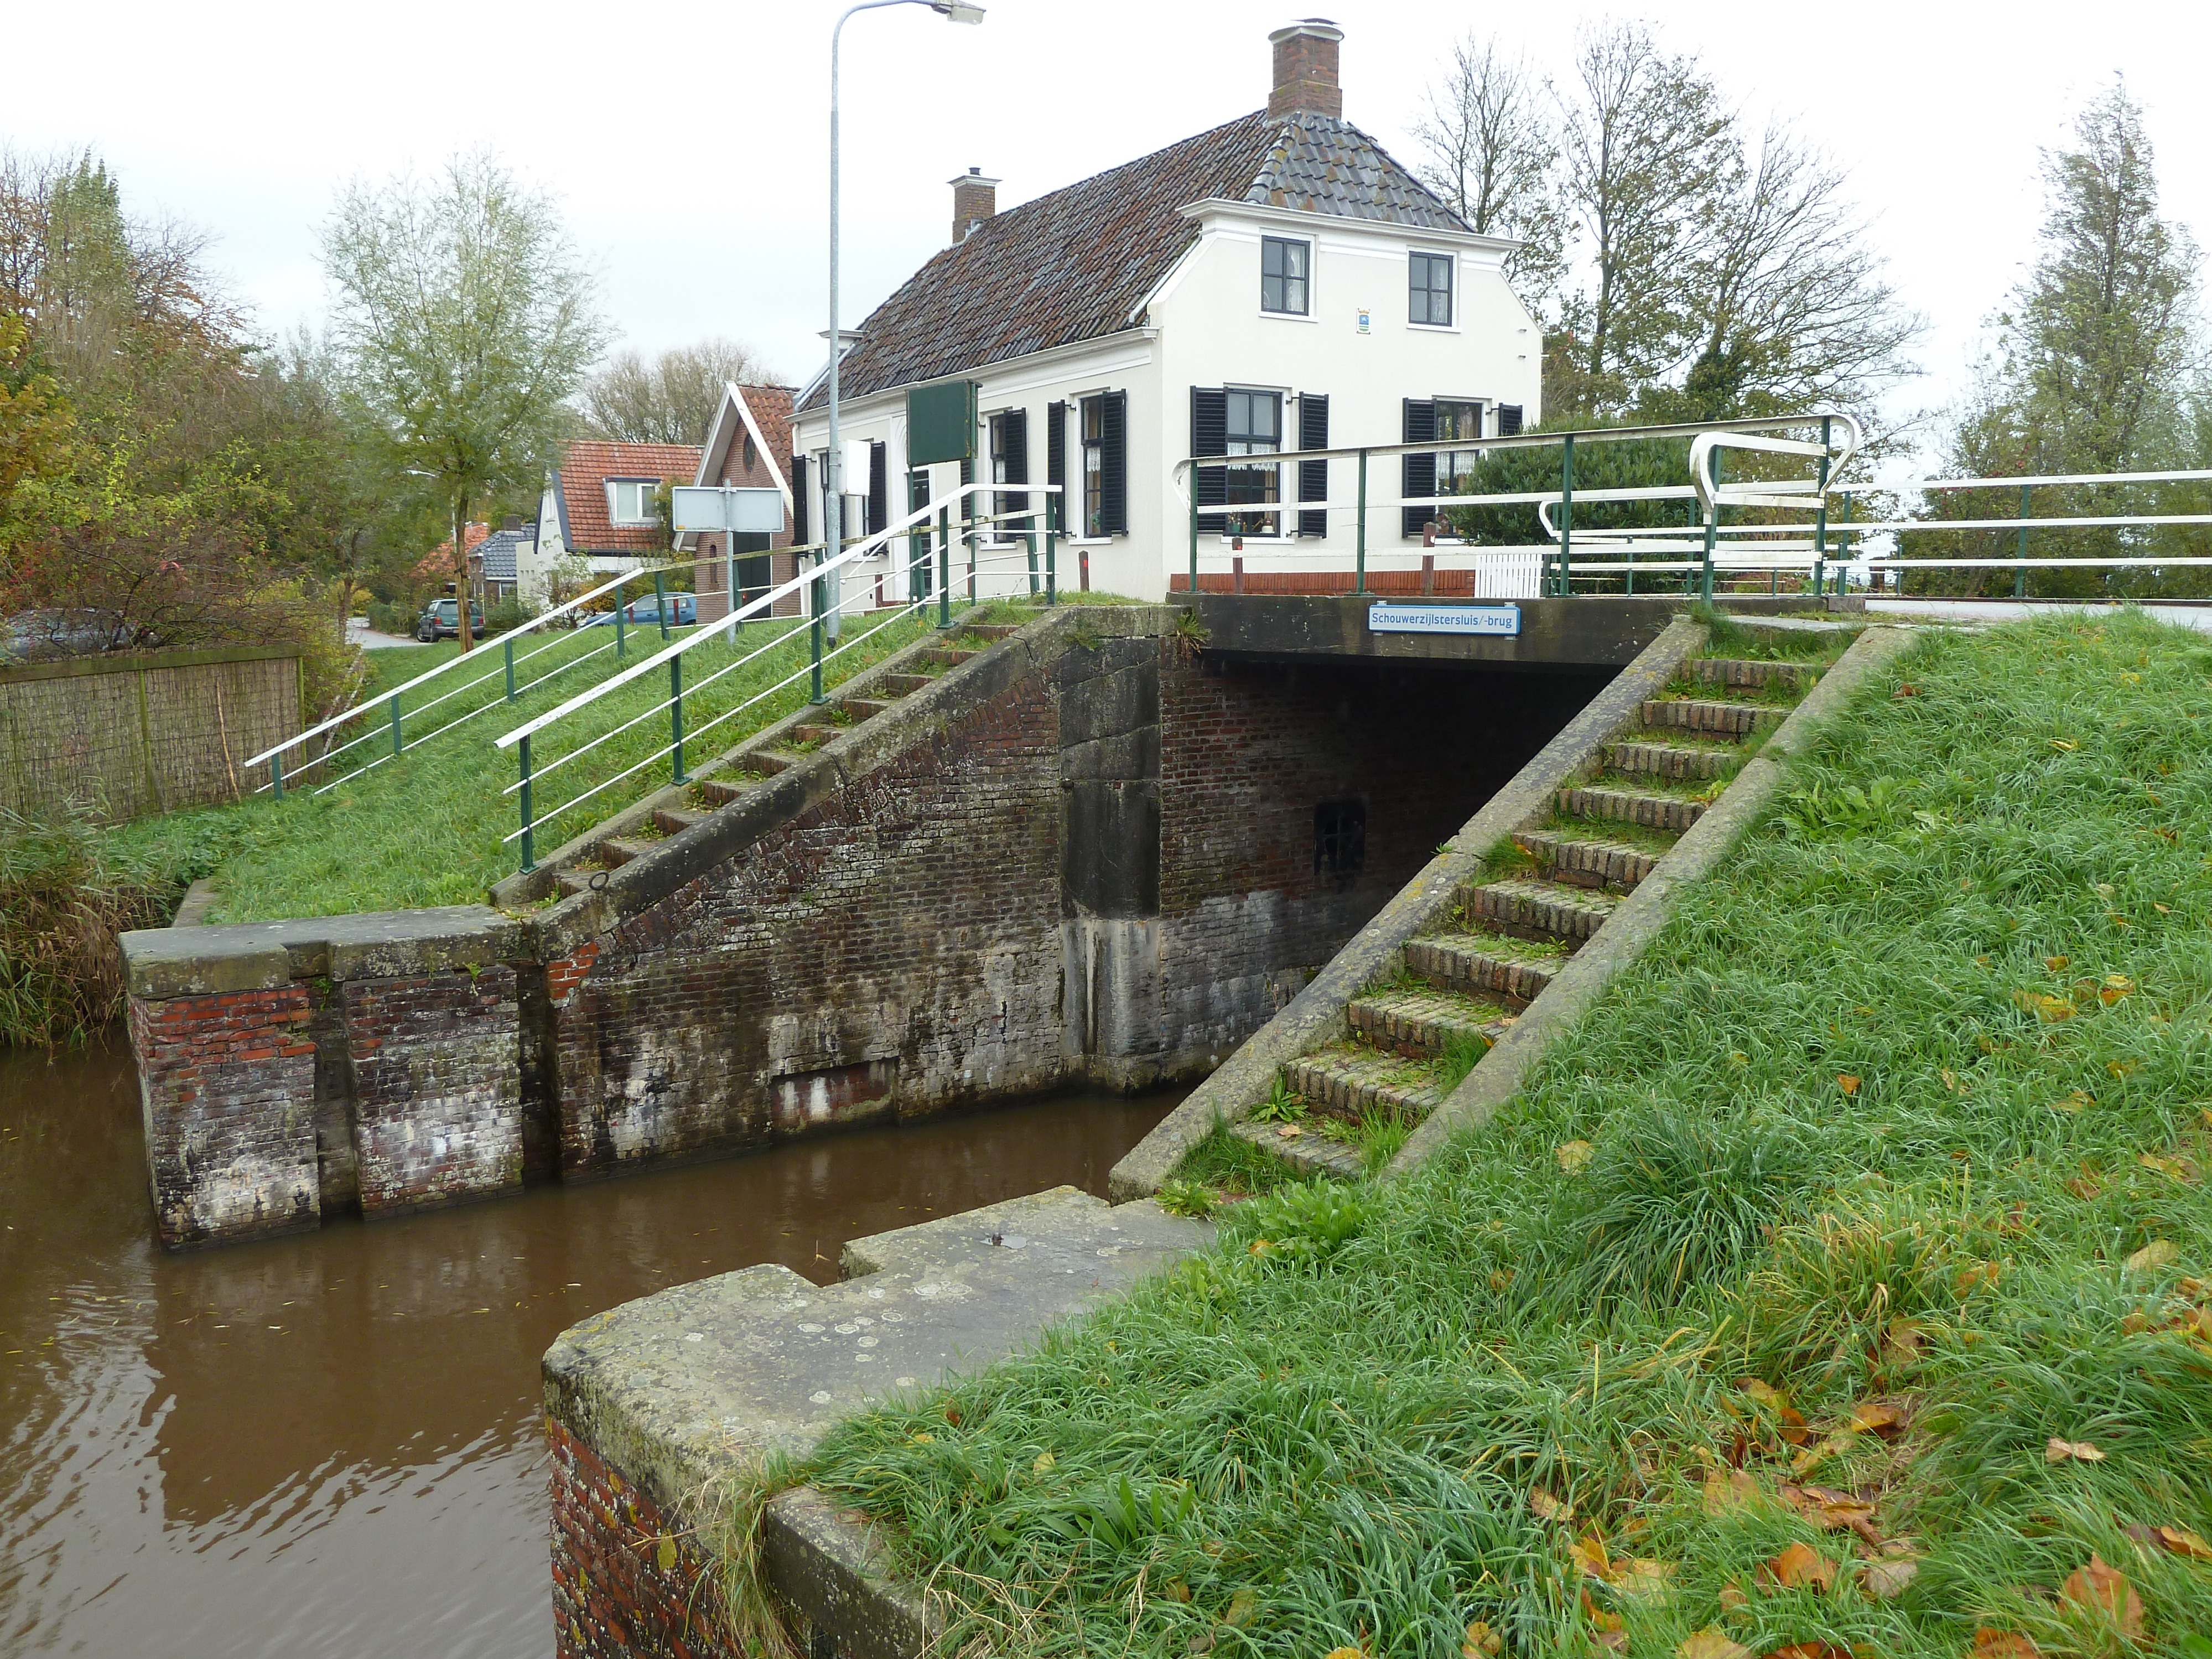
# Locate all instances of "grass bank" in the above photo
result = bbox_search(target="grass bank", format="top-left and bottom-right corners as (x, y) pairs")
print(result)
(788, 612), (2212, 1658)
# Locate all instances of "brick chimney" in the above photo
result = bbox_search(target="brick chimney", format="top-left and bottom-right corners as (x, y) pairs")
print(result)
(949, 168), (999, 245)
(1268, 18), (1343, 118)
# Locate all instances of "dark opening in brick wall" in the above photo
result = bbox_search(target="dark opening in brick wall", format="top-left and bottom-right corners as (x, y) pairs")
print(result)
(1313, 798), (1366, 886)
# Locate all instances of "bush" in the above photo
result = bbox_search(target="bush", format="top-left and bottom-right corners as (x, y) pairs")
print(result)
(0, 802), (183, 1045)
(367, 599), (409, 635)
(484, 595), (534, 635)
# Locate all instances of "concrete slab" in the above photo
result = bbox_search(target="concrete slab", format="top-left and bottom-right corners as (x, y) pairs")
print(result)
(122, 905), (527, 998)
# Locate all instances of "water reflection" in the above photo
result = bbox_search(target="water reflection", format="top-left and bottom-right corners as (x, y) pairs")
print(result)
(0, 1038), (1176, 1658)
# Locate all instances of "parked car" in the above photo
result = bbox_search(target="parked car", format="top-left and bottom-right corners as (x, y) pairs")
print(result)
(416, 598), (486, 641)
(580, 593), (697, 629)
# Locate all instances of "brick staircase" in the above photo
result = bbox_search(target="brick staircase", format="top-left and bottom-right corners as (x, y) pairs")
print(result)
(533, 620), (1023, 902)
(1230, 646), (1820, 1180)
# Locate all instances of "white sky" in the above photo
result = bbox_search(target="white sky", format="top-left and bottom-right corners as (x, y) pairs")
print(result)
(10, 0), (2210, 465)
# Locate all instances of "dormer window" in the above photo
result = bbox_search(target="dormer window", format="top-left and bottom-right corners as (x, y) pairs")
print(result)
(606, 478), (658, 526)
(1261, 236), (1310, 315)
(1410, 251), (1453, 326)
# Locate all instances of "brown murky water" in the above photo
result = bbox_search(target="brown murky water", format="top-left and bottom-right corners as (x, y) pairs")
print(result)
(0, 1038), (1177, 1658)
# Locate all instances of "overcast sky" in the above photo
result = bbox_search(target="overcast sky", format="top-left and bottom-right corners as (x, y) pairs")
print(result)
(11, 0), (2210, 465)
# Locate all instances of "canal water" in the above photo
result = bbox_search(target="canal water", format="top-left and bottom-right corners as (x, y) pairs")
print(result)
(0, 1038), (1177, 1658)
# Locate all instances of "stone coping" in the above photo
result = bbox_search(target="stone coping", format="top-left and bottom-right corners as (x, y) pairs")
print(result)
(121, 904), (528, 999)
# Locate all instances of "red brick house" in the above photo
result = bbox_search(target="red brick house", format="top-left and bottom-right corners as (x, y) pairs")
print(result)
(679, 383), (803, 621)
(524, 439), (703, 606)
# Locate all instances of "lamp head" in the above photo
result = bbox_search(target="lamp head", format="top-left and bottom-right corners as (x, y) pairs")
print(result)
(934, 1), (984, 20)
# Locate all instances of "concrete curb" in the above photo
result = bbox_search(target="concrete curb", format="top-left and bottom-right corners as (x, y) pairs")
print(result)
(1106, 616), (1707, 1202)
(1385, 622), (1921, 1174)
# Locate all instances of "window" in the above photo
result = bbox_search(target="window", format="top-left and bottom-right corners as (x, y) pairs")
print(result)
(741, 432), (757, 472)
(1410, 251), (1454, 326)
(1435, 398), (1484, 495)
(1082, 398), (1105, 536)
(988, 409), (1029, 537)
(1079, 391), (1126, 537)
(1224, 388), (1281, 537)
(1261, 236), (1310, 315)
(606, 478), (658, 526)
(1314, 799), (1366, 886)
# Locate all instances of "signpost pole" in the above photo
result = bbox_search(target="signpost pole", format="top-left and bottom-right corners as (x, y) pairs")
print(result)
(1354, 449), (1368, 596)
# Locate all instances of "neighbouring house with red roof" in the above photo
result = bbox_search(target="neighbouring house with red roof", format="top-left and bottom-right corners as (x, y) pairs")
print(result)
(522, 439), (703, 606)
(414, 520), (491, 589)
(788, 18), (1539, 603)
(677, 382), (803, 621)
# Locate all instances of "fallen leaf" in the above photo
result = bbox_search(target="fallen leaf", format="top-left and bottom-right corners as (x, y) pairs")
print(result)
(2045, 955), (2071, 971)
(910, 1432), (936, 1445)
(1739, 1379), (1785, 1407)
(2140, 1152), (2200, 1184)
(1884, 1318), (1925, 1360)
(1529, 1487), (1567, 1522)
(1570, 1533), (1612, 1580)
(1615, 1558), (1675, 1595)
(2052, 1089), (2096, 1114)
(1717, 1580), (1751, 1613)
(1033, 1450), (1055, 1474)
(1863, 1554), (1920, 1599)
(1779, 1483), (1881, 1543)
(2065, 1168), (2104, 1199)
(2044, 1438), (2105, 1464)
(1956, 1260), (2003, 1295)
(1679, 1628), (1752, 1659)
(1850, 1400), (1908, 1438)
(1892, 683), (1920, 699)
(1765, 1646), (1851, 1659)
(1972, 1633), (2040, 1659)
(1462, 1620), (1503, 1658)
(1248, 1238), (1273, 1257)
(1775, 1406), (1814, 1447)
(1275, 1124), (1303, 1139)
(656, 1535), (677, 1572)
(1164, 1578), (1191, 1601)
(1790, 1431), (1857, 1476)
(1762, 1541), (1836, 1593)
(1837, 1074), (1861, 1096)
(1323, 1649), (1362, 1659)
(1187, 1630), (1215, 1656)
(2126, 1239), (2178, 1272)
(2059, 1554), (2143, 1639)
(2157, 1525), (2212, 1561)
(1592, 1637), (1628, 1655)
(1222, 1587), (1258, 1627)
(2049, 738), (2078, 751)
(1556, 1139), (1595, 1173)
(1703, 1469), (1760, 1516)
(2100, 974), (2136, 1004)
(1941, 1067), (1962, 1092)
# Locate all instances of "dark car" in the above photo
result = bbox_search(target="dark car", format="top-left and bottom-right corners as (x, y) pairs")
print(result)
(580, 593), (697, 629)
(416, 598), (486, 641)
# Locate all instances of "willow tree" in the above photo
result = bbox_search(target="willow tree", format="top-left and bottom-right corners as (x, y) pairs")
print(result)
(321, 153), (604, 649)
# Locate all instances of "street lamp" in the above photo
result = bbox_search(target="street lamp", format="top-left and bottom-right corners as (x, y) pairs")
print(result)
(825, 0), (983, 641)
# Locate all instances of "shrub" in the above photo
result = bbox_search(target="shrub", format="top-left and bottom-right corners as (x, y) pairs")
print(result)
(0, 802), (181, 1045)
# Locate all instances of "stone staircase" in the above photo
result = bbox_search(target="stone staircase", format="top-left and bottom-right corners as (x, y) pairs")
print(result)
(523, 619), (1024, 903)
(1228, 647), (1819, 1181)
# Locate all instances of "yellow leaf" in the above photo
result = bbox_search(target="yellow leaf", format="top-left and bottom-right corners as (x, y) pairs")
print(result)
(2044, 1437), (2105, 1463)
(1032, 1450), (1055, 1474)
(2050, 1089), (2095, 1114)
(1850, 1400), (1908, 1438)
(2125, 1239), (2178, 1272)
(1556, 1139), (1595, 1173)
(1837, 1074), (1860, 1096)
(1164, 1578), (1191, 1601)
(1702, 1469), (1759, 1516)
(1222, 1587), (1258, 1627)
(2139, 1152), (2199, 1184)
(1615, 1558), (1675, 1595)
(1738, 1378), (1784, 1406)
(656, 1535), (678, 1573)
(1462, 1621), (1503, 1658)
(1678, 1627), (1751, 1659)
(1569, 1533), (1612, 1580)
(1323, 1649), (1362, 1659)
(2049, 738), (2077, 751)
(2158, 1525), (2212, 1561)
(2045, 955), (2070, 971)
(910, 1432), (935, 1445)
(1529, 1487), (1568, 1522)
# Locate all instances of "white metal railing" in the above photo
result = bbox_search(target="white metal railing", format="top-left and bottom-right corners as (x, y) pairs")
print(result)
(242, 558), (707, 799)
(494, 480), (1063, 873)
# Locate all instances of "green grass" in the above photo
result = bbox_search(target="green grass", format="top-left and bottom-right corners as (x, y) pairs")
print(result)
(106, 609), (939, 922)
(774, 611), (2212, 1658)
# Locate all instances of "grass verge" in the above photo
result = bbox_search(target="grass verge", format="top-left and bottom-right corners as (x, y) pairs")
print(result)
(779, 612), (2212, 1658)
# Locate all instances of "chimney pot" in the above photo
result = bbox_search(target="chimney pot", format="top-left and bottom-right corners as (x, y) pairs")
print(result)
(949, 169), (1000, 245)
(1267, 17), (1343, 119)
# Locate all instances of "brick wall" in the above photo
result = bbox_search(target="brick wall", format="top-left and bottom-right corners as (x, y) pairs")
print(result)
(128, 983), (320, 1247)
(548, 1416), (733, 1659)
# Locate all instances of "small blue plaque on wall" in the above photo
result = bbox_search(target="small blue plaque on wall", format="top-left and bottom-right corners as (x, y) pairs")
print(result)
(1366, 603), (1522, 637)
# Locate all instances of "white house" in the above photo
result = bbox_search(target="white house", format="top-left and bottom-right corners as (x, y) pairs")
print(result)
(788, 18), (1540, 605)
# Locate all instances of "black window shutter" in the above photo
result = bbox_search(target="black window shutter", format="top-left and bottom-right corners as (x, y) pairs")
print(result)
(1046, 401), (1067, 535)
(960, 455), (973, 488)
(1401, 398), (1436, 538)
(868, 440), (887, 535)
(1498, 403), (1524, 436)
(1191, 386), (1228, 534)
(1099, 391), (1128, 535)
(792, 454), (809, 544)
(1298, 393), (1330, 537)
(1003, 407), (1029, 516)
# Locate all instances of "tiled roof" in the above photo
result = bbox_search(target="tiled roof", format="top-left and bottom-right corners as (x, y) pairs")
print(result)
(415, 520), (492, 582)
(801, 111), (1467, 410)
(475, 526), (533, 583)
(558, 440), (704, 552)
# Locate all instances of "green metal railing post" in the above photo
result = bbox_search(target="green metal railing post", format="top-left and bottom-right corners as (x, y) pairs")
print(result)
(1840, 492), (1854, 594)
(1187, 478), (1200, 597)
(1813, 416), (1832, 599)
(965, 492), (977, 603)
(1354, 449), (1369, 595)
(809, 552), (826, 702)
(669, 653), (687, 783)
(1025, 502), (1039, 597)
(1700, 444), (1722, 602)
(615, 601), (627, 661)
(269, 755), (284, 801)
(390, 693), (403, 757)
(1045, 492), (1058, 605)
(653, 571), (670, 640)
(503, 637), (516, 702)
(1558, 434), (1575, 597)
(518, 735), (535, 874)
(2014, 483), (2031, 599)
(938, 507), (952, 628)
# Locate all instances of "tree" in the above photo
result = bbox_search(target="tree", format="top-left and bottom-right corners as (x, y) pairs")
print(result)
(321, 152), (605, 650)
(1413, 37), (1566, 313)
(1643, 123), (1922, 423)
(1550, 23), (1731, 418)
(578, 338), (776, 446)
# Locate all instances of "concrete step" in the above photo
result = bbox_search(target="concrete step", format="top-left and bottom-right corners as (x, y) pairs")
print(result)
(879, 672), (935, 696)
(652, 807), (709, 836)
(1691, 657), (1813, 692)
(691, 777), (748, 806)
(598, 835), (659, 868)
(1462, 877), (1619, 943)
(1230, 1117), (1367, 1180)
(918, 647), (977, 671)
(555, 868), (594, 898)
(841, 696), (899, 719)
(1283, 1045), (1447, 1120)
(750, 750), (803, 775)
(1514, 829), (1663, 890)
(1347, 986), (1515, 1057)
(1404, 931), (1560, 1005)
(1602, 739), (1735, 782)
(1556, 784), (1706, 834)
(791, 722), (843, 748)
(960, 624), (1023, 641)
(1640, 698), (1780, 739)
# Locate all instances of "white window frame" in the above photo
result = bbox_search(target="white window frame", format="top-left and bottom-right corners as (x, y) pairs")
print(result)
(605, 477), (660, 527)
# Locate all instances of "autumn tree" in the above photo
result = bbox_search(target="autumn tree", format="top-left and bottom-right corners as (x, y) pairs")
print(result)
(321, 152), (605, 650)
(579, 338), (776, 447)
(1413, 37), (1565, 313)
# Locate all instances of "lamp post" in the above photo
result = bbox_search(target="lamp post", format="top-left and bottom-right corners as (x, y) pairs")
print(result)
(825, 0), (983, 635)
